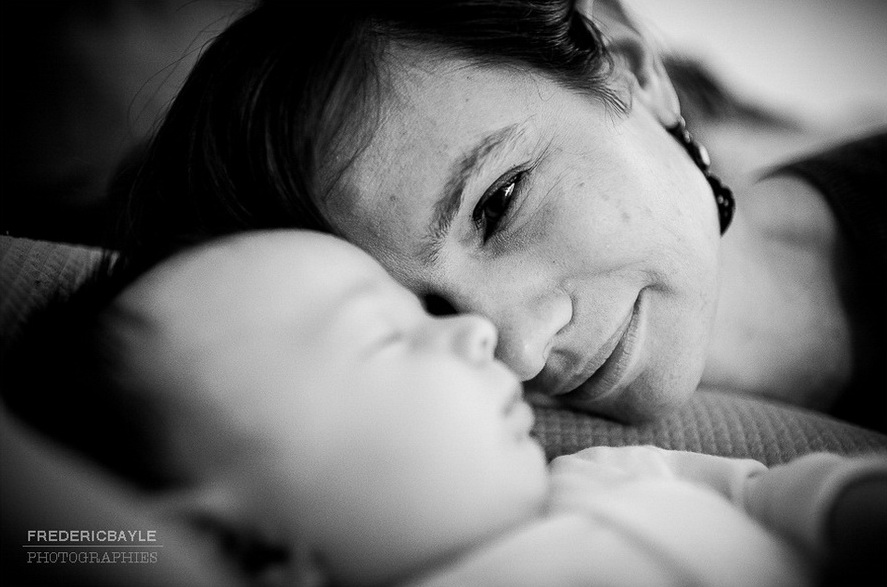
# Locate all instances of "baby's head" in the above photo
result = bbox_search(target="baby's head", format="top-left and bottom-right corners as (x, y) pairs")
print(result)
(108, 230), (548, 585)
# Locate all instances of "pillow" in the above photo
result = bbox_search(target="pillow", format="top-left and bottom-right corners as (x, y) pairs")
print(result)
(534, 389), (887, 465)
(2, 235), (886, 466)
(1, 235), (105, 361)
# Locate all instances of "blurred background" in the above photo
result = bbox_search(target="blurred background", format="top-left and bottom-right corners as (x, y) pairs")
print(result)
(1, 0), (248, 245)
(2, 0), (886, 245)
(633, 0), (887, 123)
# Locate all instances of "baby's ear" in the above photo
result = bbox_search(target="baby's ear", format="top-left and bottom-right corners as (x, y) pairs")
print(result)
(150, 483), (327, 586)
(576, 0), (680, 125)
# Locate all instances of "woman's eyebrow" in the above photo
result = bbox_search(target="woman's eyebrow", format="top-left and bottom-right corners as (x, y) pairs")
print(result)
(421, 123), (525, 264)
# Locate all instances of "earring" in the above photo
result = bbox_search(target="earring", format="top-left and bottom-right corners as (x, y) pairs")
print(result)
(666, 116), (735, 235)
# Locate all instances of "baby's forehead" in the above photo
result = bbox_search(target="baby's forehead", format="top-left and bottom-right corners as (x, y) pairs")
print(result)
(116, 231), (395, 329)
(136, 230), (373, 288)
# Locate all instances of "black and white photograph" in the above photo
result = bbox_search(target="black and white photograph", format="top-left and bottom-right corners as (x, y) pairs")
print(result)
(2, 1), (886, 585)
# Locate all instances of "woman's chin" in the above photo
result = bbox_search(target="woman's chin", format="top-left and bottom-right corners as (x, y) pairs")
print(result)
(563, 373), (699, 424)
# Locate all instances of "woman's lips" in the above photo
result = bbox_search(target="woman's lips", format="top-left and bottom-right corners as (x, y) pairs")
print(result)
(555, 293), (645, 403)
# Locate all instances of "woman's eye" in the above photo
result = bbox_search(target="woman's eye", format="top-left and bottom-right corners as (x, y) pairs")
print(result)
(473, 171), (524, 241)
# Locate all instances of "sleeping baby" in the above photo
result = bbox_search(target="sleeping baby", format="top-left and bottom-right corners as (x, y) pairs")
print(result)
(4, 230), (886, 586)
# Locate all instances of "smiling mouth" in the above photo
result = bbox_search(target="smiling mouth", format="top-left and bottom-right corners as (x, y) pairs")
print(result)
(555, 293), (645, 403)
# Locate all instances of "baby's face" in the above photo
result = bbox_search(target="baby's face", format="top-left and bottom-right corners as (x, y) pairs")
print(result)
(115, 231), (547, 585)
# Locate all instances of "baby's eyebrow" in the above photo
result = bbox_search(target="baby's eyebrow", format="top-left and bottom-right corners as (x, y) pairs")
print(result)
(421, 123), (525, 265)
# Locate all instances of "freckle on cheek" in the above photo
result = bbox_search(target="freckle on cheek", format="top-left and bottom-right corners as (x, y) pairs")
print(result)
(621, 211), (631, 224)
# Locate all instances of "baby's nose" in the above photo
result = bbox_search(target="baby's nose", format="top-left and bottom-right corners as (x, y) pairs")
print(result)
(442, 314), (498, 365)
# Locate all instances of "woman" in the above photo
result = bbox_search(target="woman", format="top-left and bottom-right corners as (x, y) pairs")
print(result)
(115, 0), (886, 429)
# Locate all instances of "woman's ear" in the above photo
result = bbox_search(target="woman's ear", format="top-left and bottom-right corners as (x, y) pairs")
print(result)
(575, 0), (680, 125)
(149, 483), (327, 587)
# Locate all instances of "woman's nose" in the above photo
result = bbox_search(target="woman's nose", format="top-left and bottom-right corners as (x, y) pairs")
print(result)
(489, 295), (572, 381)
(436, 314), (498, 366)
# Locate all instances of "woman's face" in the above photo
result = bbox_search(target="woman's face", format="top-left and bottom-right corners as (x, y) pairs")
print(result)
(325, 53), (722, 422)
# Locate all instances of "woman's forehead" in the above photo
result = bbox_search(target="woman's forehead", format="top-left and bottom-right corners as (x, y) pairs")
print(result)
(347, 54), (544, 170)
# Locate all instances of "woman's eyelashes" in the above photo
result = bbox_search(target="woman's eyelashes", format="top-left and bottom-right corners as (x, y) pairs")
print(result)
(472, 169), (528, 241)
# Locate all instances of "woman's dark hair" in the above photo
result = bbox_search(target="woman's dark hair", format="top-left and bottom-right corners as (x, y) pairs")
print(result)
(113, 0), (621, 269)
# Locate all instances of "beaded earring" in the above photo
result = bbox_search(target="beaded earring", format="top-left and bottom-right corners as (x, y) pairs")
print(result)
(666, 116), (735, 234)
